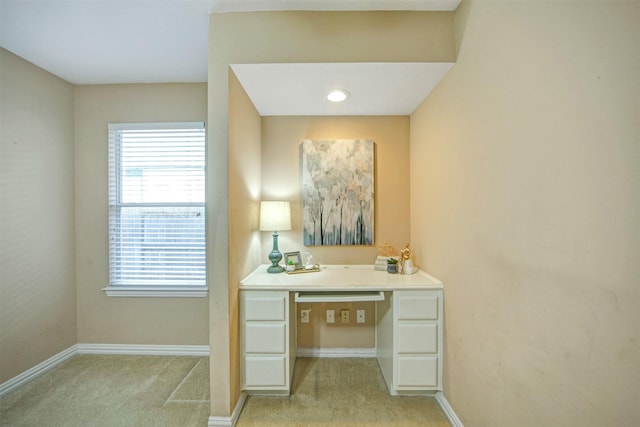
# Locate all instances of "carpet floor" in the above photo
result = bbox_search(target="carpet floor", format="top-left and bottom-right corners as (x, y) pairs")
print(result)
(1, 355), (450, 426)
(237, 357), (451, 426)
(0, 355), (210, 426)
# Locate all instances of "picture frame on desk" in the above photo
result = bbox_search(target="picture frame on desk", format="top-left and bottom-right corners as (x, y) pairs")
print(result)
(284, 251), (302, 271)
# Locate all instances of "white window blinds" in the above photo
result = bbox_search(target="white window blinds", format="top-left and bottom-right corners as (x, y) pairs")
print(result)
(108, 122), (206, 288)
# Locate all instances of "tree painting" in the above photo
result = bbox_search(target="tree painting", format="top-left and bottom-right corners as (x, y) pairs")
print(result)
(302, 139), (374, 246)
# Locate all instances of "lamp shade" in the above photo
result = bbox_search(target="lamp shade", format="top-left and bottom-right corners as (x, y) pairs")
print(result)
(259, 201), (291, 231)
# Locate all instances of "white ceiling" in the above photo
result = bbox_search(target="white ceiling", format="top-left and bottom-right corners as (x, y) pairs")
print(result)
(0, 0), (461, 115)
(231, 62), (454, 116)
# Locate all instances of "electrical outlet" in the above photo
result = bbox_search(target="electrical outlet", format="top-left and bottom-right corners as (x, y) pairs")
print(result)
(326, 310), (335, 323)
(341, 309), (350, 323)
(356, 309), (365, 323)
(301, 309), (311, 323)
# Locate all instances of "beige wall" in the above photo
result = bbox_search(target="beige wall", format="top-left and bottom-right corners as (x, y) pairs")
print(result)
(209, 10), (456, 417)
(74, 83), (209, 345)
(411, 1), (640, 426)
(0, 49), (77, 382)
(227, 70), (263, 409)
(262, 116), (410, 265)
(296, 301), (376, 348)
(262, 116), (410, 348)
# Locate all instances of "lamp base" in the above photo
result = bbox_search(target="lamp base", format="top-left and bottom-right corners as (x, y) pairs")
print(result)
(266, 231), (284, 274)
(267, 264), (285, 274)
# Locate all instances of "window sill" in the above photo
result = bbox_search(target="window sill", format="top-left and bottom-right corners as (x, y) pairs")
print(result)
(102, 286), (208, 298)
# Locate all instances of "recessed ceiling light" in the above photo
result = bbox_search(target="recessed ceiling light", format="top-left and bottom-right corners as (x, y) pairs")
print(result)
(327, 89), (350, 103)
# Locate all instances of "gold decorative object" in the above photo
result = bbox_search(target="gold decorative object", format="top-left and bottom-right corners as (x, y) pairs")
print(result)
(400, 243), (411, 261)
(400, 243), (412, 273)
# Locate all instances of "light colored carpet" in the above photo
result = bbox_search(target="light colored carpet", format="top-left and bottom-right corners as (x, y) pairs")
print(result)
(0, 355), (210, 427)
(1, 355), (450, 426)
(237, 357), (451, 426)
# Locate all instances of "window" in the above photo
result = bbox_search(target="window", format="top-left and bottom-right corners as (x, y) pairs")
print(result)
(104, 122), (206, 297)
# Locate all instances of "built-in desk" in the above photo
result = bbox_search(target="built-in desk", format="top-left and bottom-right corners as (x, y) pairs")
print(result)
(239, 265), (444, 396)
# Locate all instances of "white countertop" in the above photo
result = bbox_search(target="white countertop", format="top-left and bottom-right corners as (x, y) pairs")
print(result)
(240, 264), (443, 291)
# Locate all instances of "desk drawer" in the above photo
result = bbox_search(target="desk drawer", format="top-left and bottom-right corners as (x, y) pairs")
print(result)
(245, 323), (286, 353)
(243, 293), (287, 321)
(396, 292), (439, 320)
(396, 323), (437, 354)
(244, 356), (287, 387)
(396, 356), (438, 388)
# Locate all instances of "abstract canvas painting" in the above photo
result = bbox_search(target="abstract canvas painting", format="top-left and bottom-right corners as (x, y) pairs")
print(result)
(301, 139), (374, 246)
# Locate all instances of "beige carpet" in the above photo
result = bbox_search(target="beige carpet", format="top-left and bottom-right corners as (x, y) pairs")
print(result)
(1, 355), (449, 426)
(237, 357), (451, 426)
(0, 355), (210, 426)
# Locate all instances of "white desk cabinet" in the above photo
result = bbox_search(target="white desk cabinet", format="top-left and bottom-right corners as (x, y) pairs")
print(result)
(240, 265), (443, 396)
(240, 290), (295, 393)
(376, 290), (443, 394)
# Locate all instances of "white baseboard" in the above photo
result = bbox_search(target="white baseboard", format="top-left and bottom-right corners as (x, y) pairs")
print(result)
(208, 392), (247, 427)
(76, 343), (209, 356)
(296, 347), (376, 358)
(435, 391), (464, 427)
(0, 344), (78, 397)
(0, 343), (209, 398)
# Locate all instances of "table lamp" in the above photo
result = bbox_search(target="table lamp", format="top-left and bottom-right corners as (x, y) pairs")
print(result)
(259, 201), (292, 273)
